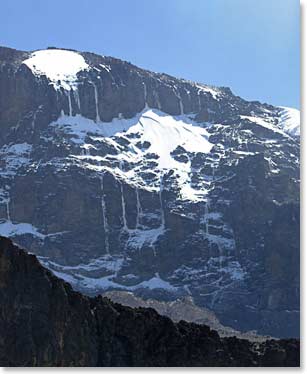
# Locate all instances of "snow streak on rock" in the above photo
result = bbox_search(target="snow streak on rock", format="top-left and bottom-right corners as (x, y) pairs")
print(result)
(100, 173), (110, 254)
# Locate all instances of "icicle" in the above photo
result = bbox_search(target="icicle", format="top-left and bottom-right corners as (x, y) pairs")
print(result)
(154, 90), (161, 110)
(6, 199), (11, 221)
(92, 82), (101, 122)
(67, 90), (72, 116)
(74, 88), (81, 112)
(245, 140), (249, 152)
(174, 87), (184, 115)
(210, 290), (219, 308)
(267, 158), (272, 172)
(118, 161), (128, 231)
(204, 200), (210, 235)
(217, 243), (223, 270)
(120, 183), (128, 231)
(179, 97), (184, 115)
(31, 110), (37, 130)
(143, 82), (149, 109)
(152, 245), (157, 257)
(198, 91), (202, 112)
(135, 188), (142, 229)
(100, 174), (110, 254)
(159, 174), (165, 229)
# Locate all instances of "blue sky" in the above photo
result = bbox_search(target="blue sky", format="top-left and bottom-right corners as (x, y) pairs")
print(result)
(1, 0), (300, 108)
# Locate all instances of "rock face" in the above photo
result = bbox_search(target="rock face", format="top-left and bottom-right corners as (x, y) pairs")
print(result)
(102, 290), (270, 341)
(0, 46), (300, 338)
(0, 236), (300, 367)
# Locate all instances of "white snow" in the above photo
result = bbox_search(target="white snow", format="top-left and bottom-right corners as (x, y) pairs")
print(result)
(0, 143), (32, 176)
(99, 63), (111, 72)
(51, 269), (177, 292)
(220, 261), (246, 281)
(50, 109), (212, 158)
(137, 273), (177, 291)
(5, 143), (32, 154)
(278, 106), (300, 137)
(133, 110), (212, 169)
(49, 114), (134, 142)
(127, 227), (165, 250)
(50, 108), (213, 201)
(40, 255), (124, 273)
(100, 174), (110, 253)
(240, 115), (287, 137)
(92, 82), (101, 122)
(0, 220), (45, 239)
(135, 188), (142, 228)
(196, 84), (220, 99)
(23, 49), (89, 91)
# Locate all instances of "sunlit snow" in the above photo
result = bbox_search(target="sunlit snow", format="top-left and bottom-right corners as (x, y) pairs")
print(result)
(278, 107), (300, 137)
(240, 115), (288, 137)
(50, 108), (213, 201)
(23, 49), (89, 90)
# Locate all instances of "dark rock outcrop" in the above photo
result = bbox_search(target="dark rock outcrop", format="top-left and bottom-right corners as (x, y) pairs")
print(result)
(0, 237), (300, 367)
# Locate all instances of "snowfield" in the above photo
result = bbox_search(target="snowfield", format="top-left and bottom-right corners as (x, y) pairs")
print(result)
(51, 108), (213, 201)
(278, 106), (300, 137)
(23, 49), (89, 90)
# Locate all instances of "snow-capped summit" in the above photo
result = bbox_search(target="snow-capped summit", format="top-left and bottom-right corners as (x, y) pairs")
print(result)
(23, 49), (89, 90)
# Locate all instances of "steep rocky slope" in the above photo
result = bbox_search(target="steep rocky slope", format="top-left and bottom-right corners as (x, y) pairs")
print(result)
(102, 290), (271, 341)
(0, 236), (300, 366)
(0, 46), (300, 338)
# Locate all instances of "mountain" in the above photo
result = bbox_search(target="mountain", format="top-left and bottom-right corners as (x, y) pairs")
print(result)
(0, 236), (300, 366)
(0, 46), (300, 338)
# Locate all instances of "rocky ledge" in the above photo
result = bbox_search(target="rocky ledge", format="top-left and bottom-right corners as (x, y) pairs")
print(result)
(0, 236), (299, 367)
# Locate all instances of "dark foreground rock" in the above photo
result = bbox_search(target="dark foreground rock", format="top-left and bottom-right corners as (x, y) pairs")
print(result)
(0, 236), (299, 367)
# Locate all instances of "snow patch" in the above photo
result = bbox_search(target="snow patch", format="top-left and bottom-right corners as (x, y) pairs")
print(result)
(127, 227), (165, 250)
(52, 270), (177, 292)
(23, 49), (89, 91)
(278, 107), (300, 137)
(50, 108), (213, 201)
(0, 143), (32, 175)
(196, 84), (220, 99)
(0, 220), (45, 239)
(240, 115), (287, 137)
(40, 255), (124, 273)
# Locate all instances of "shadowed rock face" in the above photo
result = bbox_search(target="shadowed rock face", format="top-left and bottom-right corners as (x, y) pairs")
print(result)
(0, 46), (300, 338)
(0, 237), (300, 367)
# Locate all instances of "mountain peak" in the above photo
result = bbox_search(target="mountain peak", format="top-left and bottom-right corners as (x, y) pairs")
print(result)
(0, 45), (300, 339)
